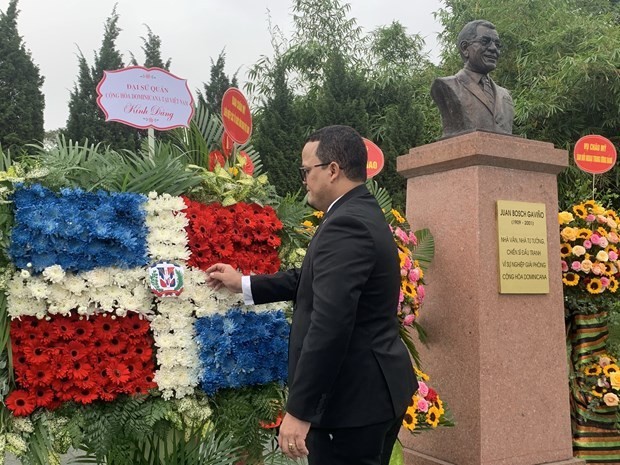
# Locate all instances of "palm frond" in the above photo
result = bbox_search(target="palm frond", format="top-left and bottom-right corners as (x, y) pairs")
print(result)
(171, 104), (223, 168)
(411, 228), (435, 272)
(366, 179), (394, 222)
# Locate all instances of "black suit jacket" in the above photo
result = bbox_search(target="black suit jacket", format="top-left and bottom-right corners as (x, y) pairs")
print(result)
(431, 69), (514, 138)
(251, 184), (417, 428)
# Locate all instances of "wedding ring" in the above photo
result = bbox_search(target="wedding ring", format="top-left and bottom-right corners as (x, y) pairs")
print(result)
(288, 443), (296, 450)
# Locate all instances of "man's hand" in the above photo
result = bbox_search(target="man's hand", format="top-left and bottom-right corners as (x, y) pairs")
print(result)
(205, 263), (242, 293)
(278, 413), (310, 460)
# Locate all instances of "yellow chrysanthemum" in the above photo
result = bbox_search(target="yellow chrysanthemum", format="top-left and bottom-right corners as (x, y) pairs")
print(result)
(577, 228), (592, 240)
(560, 243), (572, 258)
(426, 406), (441, 428)
(603, 364), (620, 376)
(592, 205), (606, 215)
(228, 167), (239, 176)
(587, 278), (604, 294)
(558, 211), (574, 225)
(572, 204), (587, 219)
(301, 220), (314, 228)
(584, 365), (602, 376)
(562, 273), (579, 286)
(402, 281), (417, 298)
(313, 210), (324, 219)
(392, 209), (406, 224)
(415, 367), (429, 381)
(609, 277), (619, 293)
(402, 406), (418, 431)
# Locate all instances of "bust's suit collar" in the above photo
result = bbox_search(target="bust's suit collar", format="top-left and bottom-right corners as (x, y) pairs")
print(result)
(456, 68), (494, 113)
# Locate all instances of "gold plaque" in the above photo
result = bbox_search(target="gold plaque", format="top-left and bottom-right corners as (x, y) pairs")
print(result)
(497, 200), (549, 294)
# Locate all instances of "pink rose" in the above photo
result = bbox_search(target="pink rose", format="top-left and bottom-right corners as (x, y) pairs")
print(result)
(571, 261), (581, 271)
(561, 260), (569, 272)
(408, 232), (418, 246)
(395, 228), (409, 244)
(409, 268), (420, 282)
(403, 314), (416, 326)
(599, 237), (609, 248)
(401, 305), (412, 315)
(416, 398), (429, 412)
(418, 284), (426, 301)
(604, 393), (619, 407)
(399, 290), (404, 304)
(418, 381), (429, 397)
(609, 232), (619, 244)
(599, 356), (612, 367)
(597, 215), (608, 224)
(586, 214), (596, 222)
(601, 277), (611, 287)
(591, 234), (601, 245)
(610, 251), (619, 261)
(584, 240), (593, 249)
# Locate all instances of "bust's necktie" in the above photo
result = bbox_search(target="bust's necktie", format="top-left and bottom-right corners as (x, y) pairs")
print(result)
(481, 75), (495, 104)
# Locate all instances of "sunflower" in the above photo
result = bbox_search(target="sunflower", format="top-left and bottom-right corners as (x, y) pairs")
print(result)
(583, 200), (597, 210)
(577, 228), (592, 240)
(560, 243), (572, 258)
(587, 278), (604, 294)
(572, 204), (587, 219)
(426, 405), (442, 428)
(597, 227), (609, 238)
(402, 406), (418, 431)
(604, 364), (620, 376)
(607, 210), (620, 223)
(584, 365), (602, 376)
(562, 273), (579, 286)
(402, 281), (417, 298)
(609, 276), (619, 293)
(591, 386), (606, 398)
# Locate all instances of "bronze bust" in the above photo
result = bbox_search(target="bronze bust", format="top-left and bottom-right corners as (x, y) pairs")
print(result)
(431, 20), (514, 139)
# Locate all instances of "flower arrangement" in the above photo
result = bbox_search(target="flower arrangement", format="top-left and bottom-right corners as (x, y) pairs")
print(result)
(402, 368), (452, 433)
(6, 312), (156, 416)
(9, 184), (148, 272)
(195, 308), (289, 395)
(393, 224), (425, 327)
(184, 198), (282, 275)
(580, 354), (620, 409)
(559, 200), (620, 295)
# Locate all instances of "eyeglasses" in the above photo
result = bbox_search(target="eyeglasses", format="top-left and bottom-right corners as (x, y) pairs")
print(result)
(298, 163), (330, 181)
(470, 36), (502, 49)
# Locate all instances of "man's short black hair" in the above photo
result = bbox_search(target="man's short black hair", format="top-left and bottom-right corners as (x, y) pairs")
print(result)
(305, 125), (367, 182)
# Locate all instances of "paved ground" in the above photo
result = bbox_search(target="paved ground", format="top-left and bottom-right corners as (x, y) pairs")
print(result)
(6, 449), (77, 464)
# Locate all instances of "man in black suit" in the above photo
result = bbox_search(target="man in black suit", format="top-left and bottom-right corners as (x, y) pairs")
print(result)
(206, 125), (417, 465)
(431, 19), (514, 138)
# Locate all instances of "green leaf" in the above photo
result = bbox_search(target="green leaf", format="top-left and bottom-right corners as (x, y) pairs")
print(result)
(412, 228), (434, 272)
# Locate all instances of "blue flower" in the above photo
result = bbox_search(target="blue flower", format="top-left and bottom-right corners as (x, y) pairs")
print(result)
(196, 309), (289, 395)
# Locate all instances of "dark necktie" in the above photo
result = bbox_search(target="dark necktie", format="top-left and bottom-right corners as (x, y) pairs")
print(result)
(481, 75), (495, 104)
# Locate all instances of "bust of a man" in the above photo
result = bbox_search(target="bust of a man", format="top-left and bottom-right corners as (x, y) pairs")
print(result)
(431, 20), (514, 139)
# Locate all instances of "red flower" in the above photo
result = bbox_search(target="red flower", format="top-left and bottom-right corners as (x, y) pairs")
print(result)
(238, 151), (254, 175)
(69, 360), (92, 380)
(93, 317), (118, 340)
(73, 319), (93, 340)
(26, 365), (54, 387)
(426, 388), (438, 403)
(107, 361), (131, 385)
(22, 341), (50, 364)
(6, 389), (36, 416)
(259, 411), (283, 429)
(33, 386), (54, 407)
(52, 319), (76, 340)
(208, 150), (226, 171)
(73, 386), (100, 404)
(122, 315), (150, 336)
(64, 341), (88, 360)
(104, 334), (128, 355)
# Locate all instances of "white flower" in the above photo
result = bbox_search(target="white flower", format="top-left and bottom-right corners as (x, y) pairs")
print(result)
(42, 265), (66, 283)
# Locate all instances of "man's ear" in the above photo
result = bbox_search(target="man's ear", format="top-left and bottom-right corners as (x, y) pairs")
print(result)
(459, 41), (469, 58)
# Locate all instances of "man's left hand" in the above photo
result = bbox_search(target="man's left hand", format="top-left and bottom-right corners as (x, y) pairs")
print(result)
(278, 412), (310, 459)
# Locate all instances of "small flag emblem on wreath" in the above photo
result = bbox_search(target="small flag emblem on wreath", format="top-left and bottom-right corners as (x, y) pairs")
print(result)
(148, 262), (184, 297)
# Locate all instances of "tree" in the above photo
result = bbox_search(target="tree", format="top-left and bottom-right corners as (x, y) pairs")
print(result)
(0, 0), (45, 150)
(197, 50), (239, 117)
(129, 25), (171, 70)
(65, 7), (140, 151)
(435, 0), (620, 208)
(248, 1), (429, 209)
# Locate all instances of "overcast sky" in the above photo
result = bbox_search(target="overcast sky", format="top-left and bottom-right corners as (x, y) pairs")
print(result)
(11, 0), (444, 130)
